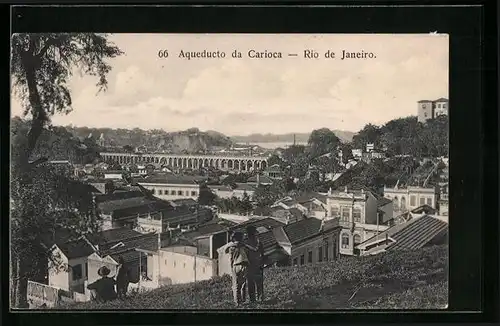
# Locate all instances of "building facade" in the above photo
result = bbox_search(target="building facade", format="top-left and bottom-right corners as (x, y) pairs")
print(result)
(383, 186), (438, 214)
(417, 98), (449, 123)
(139, 181), (200, 200)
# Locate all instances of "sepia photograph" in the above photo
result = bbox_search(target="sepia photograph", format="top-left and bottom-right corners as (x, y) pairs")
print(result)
(10, 33), (449, 310)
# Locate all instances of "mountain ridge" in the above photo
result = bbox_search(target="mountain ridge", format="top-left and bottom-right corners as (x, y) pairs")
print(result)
(231, 131), (355, 144)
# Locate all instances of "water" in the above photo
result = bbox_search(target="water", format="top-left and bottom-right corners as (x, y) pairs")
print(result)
(236, 142), (307, 149)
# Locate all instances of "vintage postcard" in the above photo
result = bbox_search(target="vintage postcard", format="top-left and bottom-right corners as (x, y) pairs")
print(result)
(11, 33), (449, 310)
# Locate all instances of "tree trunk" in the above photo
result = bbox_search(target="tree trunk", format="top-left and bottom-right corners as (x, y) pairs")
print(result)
(12, 51), (45, 309)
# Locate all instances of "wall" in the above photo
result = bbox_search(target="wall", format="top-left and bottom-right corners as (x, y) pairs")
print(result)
(140, 183), (199, 200)
(87, 253), (118, 284)
(384, 187), (437, 213)
(434, 101), (448, 116)
(68, 256), (89, 293)
(418, 102), (433, 123)
(157, 249), (218, 285)
(290, 229), (340, 266)
(439, 200), (449, 216)
(48, 247), (70, 291)
(378, 203), (394, 224)
(364, 193), (378, 224)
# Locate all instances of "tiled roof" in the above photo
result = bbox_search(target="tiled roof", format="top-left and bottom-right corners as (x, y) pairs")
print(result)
(86, 228), (143, 247)
(281, 218), (323, 245)
(208, 185), (233, 192)
(181, 220), (235, 239)
(386, 215), (448, 251)
(229, 217), (285, 234)
(102, 233), (159, 264)
(56, 238), (95, 259)
(411, 205), (437, 215)
(434, 97), (449, 102)
(94, 190), (145, 203)
(233, 183), (257, 192)
(170, 198), (198, 207)
(255, 230), (280, 252)
(418, 100), (433, 103)
(101, 200), (173, 219)
(247, 175), (274, 184)
(288, 207), (305, 220)
(294, 192), (327, 204)
(377, 197), (393, 207)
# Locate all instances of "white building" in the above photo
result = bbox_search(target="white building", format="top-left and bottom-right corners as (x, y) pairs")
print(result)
(383, 186), (438, 214)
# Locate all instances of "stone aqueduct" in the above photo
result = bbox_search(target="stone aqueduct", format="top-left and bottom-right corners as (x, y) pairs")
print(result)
(100, 152), (269, 172)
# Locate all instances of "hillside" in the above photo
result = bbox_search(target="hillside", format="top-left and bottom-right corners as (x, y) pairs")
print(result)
(65, 126), (234, 153)
(11, 117), (100, 164)
(65, 245), (447, 310)
(231, 130), (355, 144)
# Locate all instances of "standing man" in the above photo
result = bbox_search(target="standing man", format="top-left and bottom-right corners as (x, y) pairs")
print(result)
(225, 231), (249, 307)
(115, 256), (130, 299)
(244, 225), (265, 303)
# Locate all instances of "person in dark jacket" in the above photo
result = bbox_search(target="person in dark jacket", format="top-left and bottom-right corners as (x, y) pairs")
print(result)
(243, 225), (265, 303)
(87, 266), (117, 303)
(225, 231), (249, 307)
(115, 256), (130, 299)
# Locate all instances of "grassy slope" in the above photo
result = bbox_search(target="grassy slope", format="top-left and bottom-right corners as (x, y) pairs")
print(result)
(65, 245), (447, 310)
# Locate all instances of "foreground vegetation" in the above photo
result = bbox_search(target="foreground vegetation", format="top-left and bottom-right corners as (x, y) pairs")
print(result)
(64, 245), (447, 310)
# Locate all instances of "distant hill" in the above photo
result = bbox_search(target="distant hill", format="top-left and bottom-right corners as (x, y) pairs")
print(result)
(231, 131), (355, 144)
(65, 126), (234, 154)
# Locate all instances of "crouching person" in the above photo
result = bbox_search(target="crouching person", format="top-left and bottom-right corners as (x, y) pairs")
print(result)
(225, 231), (249, 307)
(87, 266), (117, 303)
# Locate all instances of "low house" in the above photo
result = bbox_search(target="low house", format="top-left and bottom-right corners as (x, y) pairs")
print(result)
(86, 232), (159, 287)
(247, 174), (274, 187)
(48, 238), (95, 294)
(135, 205), (213, 234)
(263, 164), (283, 180)
(208, 184), (234, 199)
(355, 214), (448, 256)
(137, 174), (206, 201)
(272, 217), (342, 266)
(232, 183), (257, 200)
(104, 170), (127, 180)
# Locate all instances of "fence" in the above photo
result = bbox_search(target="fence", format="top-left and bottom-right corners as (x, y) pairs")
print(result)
(27, 280), (90, 308)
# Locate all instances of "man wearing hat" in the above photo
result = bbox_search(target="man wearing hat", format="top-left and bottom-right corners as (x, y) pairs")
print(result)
(243, 225), (265, 303)
(87, 266), (118, 303)
(224, 231), (249, 307)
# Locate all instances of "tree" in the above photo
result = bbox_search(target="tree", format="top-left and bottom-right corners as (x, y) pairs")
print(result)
(239, 192), (253, 215)
(341, 143), (354, 165)
(198, 184), (216, 206)
(123, 145), (134, 153)
(352, 124), (382, 150)
(307, 128), (341, 159)
(10, 33), (123, 307)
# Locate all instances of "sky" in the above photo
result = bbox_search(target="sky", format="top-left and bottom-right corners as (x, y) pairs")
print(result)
(10, 34), (449, 136)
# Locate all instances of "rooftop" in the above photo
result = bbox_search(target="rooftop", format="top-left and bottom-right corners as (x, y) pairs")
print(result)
(138, 174), (205, 185)
(233, 183), (257, 192)
(94, 190), (145, 203)
(279, 218), (324, 245)
(86, 227), (144, 247)
(55, 238), (95, 260)
(247, 175), (274, 184)
(387, 215), (448, 251)
(97, 197), (158, 214)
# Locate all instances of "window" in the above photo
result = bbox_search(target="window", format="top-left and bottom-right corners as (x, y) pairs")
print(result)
(400, 197), (406, 210)
(191, 191), (197, 196)
(158, 189), (163, 195)
(308, 251), (313, 264)
(353, 207), (362, 223)
(202, 267), (206, 274)
(422, 104), (427, 109)
(443, 104), (447, 109)
(420, 197), (425, 206)
(165, 259), (167, 265)
(410, 196), (416, 206)
(318, 246), (323, 262)
(293, 258), (298, 266)
(84, 263), (88, 278)
(341, 234), (350, 249)
(331, 206), (339, 217)
(72, 264), (82, 281)
(394, 197), (400, 210)
(341, 206), (350, 221)
(152, 189), (156, 195)
(173, 261), (176, 267)
(427, 198), (432, 206)
(178, 190), (183, 196)
(183, 262), (186, 268)
(424, 112), (428, 117)
(300, 255), (305, 265)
